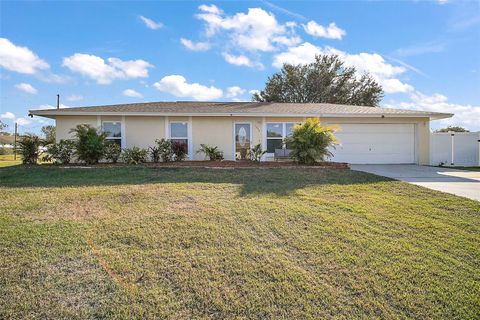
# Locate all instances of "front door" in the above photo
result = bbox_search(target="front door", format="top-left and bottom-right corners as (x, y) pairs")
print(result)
(235, 123), (251, 160)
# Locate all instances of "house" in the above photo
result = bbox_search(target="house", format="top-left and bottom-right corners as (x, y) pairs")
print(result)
(29, 101), (452, 164)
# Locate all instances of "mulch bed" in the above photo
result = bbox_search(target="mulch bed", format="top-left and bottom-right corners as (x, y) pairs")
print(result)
(50, 161), (349, 169)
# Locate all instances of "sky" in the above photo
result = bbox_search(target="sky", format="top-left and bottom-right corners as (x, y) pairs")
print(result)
(0, 0), (479, 134)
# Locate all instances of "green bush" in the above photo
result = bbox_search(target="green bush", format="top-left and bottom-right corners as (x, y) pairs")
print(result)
(172, 141), (187, 161)
(249, 144), (266, 162)
(285, 118), (337, 164)
(197, 144), (224, 161)
(104, 143), (121, 163)
(121, 147), (148, 165)
(70, 124), (107, 164)
(148, 146), (161, 163)
(16, 134), (42, 164)
(156, 138), (174, 162)
(46, 139), (75, 164)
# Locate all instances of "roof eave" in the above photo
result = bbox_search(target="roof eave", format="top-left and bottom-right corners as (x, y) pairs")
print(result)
(29, 110), (449, 119)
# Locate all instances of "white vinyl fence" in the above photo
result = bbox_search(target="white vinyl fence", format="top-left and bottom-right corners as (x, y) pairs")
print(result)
(430, 132), (480, 167)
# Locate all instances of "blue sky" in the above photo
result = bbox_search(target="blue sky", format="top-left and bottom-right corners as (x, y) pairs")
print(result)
(1, 0), (479, 134)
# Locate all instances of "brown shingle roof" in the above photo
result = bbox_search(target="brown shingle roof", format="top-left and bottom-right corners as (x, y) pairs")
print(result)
(29, 101), (453, 119)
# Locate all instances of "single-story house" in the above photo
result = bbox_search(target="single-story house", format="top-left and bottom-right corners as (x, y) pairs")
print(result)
(29, 101), (452, 164)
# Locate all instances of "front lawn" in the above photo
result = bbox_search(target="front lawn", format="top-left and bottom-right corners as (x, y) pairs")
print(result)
(1, 166), (479, 319)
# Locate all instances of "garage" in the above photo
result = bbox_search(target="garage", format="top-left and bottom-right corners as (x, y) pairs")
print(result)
(330, 123), (416, 164)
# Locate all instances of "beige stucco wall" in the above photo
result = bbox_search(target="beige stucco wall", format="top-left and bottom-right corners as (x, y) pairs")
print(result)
(54, 115), (431, 164)
(126, 116), (165, 149)
(55, 115), (98, 142)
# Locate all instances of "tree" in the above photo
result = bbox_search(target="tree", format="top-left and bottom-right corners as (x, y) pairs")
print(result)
(0, 120), (8, 135)
(70, 124), (107, 164)
(435, 126), (469, 133)
(285, 118), (338, 164)
(41, 125), (56, 145)
(253, 54), (384, 107)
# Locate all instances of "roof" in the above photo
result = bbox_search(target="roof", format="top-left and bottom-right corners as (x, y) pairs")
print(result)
(29, 101), (453, 120)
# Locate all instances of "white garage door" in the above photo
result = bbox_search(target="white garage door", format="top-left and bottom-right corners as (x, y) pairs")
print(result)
(329, 124), (415, 164)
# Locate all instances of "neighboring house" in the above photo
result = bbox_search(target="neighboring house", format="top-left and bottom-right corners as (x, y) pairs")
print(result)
(29, 102), (452, 164)
(0, 135), (15, 148)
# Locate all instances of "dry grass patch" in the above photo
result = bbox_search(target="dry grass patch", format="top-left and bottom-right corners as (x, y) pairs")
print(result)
(1, 166), (479, 319)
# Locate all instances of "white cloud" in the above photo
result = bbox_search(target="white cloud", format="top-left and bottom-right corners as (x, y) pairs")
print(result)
(66, 94), (83, 102)
(222, 53), (264, 69)
(62, 53), (153, 84)
(0, 111), (15, 120)
(153, 75), (223, 101)
(226, 86), (246, 98)
(196, 5), (300, 52)
(15, 83), (38, 94)
(272, 42), (412, 94)
(139, 15), (163, 30)
(198, 4), (223, 15)
(303, 21), (346, 39)
(249, 89), (260, 95)
(180, 38), (211, 51)
(36, 104), (71, 110)
(385, 91), (480, 131)
(122, 89), (143, 97)
(0, 38), (49, 74)
(16, 117), (32, 126)
(272, 42), (321, 68)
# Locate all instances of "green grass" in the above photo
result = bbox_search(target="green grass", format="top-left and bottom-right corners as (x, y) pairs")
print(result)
(0, 154), (21, 168)
(1, 166), (479, 319)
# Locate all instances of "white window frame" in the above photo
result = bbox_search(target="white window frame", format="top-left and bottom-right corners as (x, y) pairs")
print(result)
(102, 121), (122, 148)
(232, 122), (253, 161)
(169, 120), (192, 160)
(265, 122), (295, 155)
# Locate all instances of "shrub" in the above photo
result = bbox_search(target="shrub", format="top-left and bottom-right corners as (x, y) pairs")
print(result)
(104, 143), (121, 163)
(197, 144), (224, 161)
(17, 134), (42, 164)
(70, 124), (107, 164)
(249, 143), (266, 162)
(156, 138), (174, 162)
(121, 147), (148, 165)
(46, 139), (75, 164)
(285, 118), (337, 164)
(149, 146), (161, 163)
(172, 141), (188, 161)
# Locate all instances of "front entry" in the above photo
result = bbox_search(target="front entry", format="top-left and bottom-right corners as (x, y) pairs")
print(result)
(234, 123), (251, 160)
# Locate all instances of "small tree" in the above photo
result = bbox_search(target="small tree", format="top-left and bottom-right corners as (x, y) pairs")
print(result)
(70, 124), (107, 164)
(121, 147), (148, 165)
(249, 144), (266, 162)
(149, 146), (161, 163)
(41, 125), (56, 145)
(17, 134), (42, 164)
(171, 141), (188, 161)
(46, 139), (75, 164)
(197, 144), (224, 161)
(435, 126), (469, 133)
(286, 118), (337, 164)
(104, 143), (121, 163)
(156, 138), (174, 162)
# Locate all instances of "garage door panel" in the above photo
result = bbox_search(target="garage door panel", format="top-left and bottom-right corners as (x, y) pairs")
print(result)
(336, 123), (415, 134)
(329, 124), (415, 164)
(335, 133), (413, 144)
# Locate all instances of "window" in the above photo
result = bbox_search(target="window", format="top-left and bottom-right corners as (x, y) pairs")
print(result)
(103, 121), (121, 147)
(170, 122), (188, 154)
(266, 123), (296, 153)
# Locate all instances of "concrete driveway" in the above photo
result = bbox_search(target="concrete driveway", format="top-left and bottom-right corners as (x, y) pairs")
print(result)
(351, 164), (480, 201)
